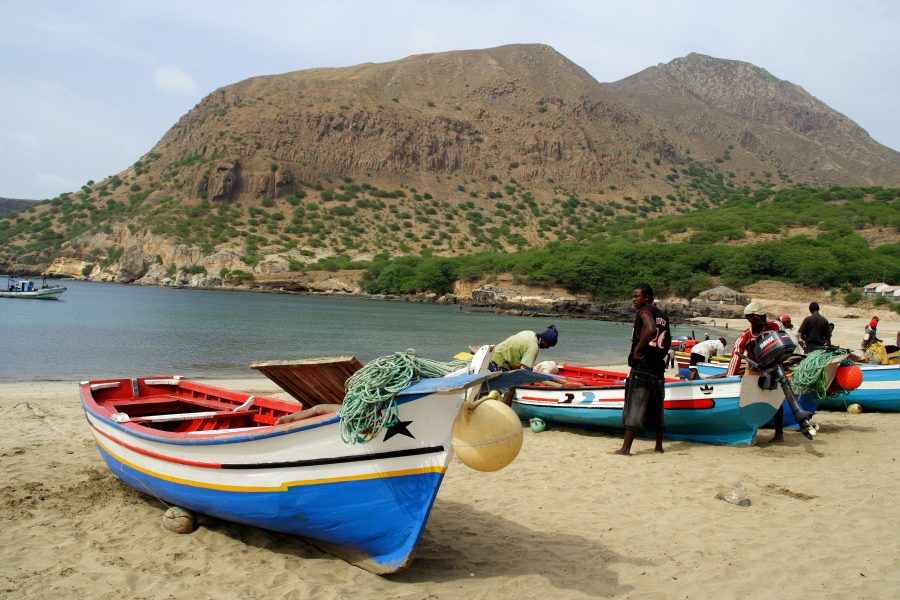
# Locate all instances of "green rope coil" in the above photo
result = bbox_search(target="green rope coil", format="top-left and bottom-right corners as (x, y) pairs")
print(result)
(338, 349), (466, 444)
(789, 348), (852, 404)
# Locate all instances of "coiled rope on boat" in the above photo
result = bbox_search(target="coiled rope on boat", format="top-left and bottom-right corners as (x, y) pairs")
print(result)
(338, 349), (466, 444)
(789, 347), (852, 403)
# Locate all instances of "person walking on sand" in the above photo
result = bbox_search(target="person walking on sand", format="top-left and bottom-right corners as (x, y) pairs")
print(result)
(615, 283), (671, 456)
(798, 302), (831, 353)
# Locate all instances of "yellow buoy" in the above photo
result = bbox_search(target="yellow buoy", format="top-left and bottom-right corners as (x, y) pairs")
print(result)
(451, 393), (523, 472)
(847, 403), (863, 414)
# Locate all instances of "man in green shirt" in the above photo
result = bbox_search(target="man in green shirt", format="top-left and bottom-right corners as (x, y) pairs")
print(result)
(491, 325), (558, 404)
(492, 325), (559, 370)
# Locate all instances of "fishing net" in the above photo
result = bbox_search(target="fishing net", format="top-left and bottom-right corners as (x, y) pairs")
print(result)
(338, 349), (466, 444)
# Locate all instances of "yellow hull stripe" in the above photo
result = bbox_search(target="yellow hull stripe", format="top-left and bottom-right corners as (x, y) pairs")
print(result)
(95, 438), (448, 493)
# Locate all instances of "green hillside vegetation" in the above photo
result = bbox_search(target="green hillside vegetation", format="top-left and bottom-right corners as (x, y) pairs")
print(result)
(362, 186), (900, 300)
(0, 145), (897, 308)
(0, 153), (754, 262)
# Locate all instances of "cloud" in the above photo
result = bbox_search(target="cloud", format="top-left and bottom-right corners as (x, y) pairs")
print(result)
(153, 66), (201, 98)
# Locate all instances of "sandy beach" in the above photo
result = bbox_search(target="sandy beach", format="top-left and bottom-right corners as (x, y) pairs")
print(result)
(3, 366), (899, 599)
(4, 281), (899, 599)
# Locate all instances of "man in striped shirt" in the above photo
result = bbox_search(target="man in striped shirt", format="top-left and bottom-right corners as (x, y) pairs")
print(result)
(728, 300), (785, 442)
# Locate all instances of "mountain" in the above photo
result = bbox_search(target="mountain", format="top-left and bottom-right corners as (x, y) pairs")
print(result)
(606, 53), (900, 187)
(1, 44), (897, 286)
(157, 43), (676, 201)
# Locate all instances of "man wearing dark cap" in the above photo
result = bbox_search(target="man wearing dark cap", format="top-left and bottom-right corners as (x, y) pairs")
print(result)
(491, 325), (558, 404)
(615, 283), (671, 456)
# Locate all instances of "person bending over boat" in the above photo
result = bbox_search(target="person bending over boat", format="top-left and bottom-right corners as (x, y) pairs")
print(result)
(491, 325), (558, 404)
(615, 283), (671, 456)
(726, 301), (786, 443)
(688, 337), (727, 379)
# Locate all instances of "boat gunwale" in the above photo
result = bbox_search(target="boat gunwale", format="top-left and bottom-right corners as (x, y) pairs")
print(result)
(81, 378), (433, 446)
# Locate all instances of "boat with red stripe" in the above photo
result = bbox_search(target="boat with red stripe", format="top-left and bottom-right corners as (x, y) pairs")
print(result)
(511, 363), (785, 445)
(80, 351), (554, 574)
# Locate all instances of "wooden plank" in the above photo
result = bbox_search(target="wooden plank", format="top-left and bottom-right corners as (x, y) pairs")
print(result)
(129, 410), (257, 424)
(250, 356), (363, 407)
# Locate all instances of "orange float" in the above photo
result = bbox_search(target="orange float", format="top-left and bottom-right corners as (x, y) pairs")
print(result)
(835, 365), (863, 391)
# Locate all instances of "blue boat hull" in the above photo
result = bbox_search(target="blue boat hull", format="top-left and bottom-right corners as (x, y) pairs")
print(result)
(512, 377), (782, 446)
(96, 444), (442, 571)
(697, 362), (900, 413)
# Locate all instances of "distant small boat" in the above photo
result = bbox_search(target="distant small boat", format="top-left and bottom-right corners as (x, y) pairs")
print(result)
(511, 364), (786, 445)
(80, 349), (553, 573)
(1, 276), (66, 299)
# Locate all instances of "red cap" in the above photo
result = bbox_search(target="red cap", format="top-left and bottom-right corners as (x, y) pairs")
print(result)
(780, 315), (791, 324)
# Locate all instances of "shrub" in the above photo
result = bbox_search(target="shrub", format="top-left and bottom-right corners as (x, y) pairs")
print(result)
(843, 291), (862, 305)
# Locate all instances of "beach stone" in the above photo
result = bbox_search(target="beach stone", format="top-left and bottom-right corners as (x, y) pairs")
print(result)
(716, 482), (751, 507)
(163, 506), (197, 534)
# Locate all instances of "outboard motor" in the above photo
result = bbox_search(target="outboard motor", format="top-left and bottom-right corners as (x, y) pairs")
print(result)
(740, 330), (817, 440)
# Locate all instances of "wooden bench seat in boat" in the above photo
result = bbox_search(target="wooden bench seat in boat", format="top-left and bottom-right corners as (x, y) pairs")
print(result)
(127, 409), (258, 424)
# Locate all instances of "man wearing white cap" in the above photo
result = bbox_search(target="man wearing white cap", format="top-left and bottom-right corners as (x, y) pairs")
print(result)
(727, 300), (785, 441)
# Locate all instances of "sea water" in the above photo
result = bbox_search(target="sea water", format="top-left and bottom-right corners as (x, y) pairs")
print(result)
(0, 279), (697, 380)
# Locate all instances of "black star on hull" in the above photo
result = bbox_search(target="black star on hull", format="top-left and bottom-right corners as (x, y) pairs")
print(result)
(383, 419), (415, 441)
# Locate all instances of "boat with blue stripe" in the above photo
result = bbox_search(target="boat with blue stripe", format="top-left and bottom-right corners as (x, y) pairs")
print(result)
(696, 361), (900, 412)
(511, 364), (786, 445)
(80, 351), (552, 573)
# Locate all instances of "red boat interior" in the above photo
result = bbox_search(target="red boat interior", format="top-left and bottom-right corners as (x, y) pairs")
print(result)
(84, 358), (366, 433)
(523, 364), (679, 389)
(87, 378), (302, 433)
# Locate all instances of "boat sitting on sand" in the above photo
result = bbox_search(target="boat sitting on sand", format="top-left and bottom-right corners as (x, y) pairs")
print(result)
(511, 363), (787, 445)
(696, 360), (899, 412)
(80, 349), (554, 574)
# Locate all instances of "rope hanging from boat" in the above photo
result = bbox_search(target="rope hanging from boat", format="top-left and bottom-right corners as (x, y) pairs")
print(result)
(338, 350), (466, 444)
(789, 348), (852, 403)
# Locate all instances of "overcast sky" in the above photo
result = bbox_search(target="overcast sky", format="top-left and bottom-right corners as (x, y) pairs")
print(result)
(2, 0), (898, 200)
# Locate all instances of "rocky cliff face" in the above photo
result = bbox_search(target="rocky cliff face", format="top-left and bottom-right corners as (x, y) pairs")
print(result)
(153, 43), (677, 201)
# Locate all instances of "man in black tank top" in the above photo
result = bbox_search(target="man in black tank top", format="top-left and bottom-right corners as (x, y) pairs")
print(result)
(615, 283), (671, 456)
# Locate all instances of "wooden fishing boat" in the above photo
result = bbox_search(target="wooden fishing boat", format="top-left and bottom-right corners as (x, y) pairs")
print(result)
(695, 361), (900, 412)
(673, 350), (730, 371)
(511, 364), (785, 445)
(1, 276), (66, 299)
(80, 350), (553, 574)
(815, 364), (900, 411)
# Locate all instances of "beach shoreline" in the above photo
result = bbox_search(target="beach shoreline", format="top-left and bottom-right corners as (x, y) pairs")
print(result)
(3, 372), (899, 598)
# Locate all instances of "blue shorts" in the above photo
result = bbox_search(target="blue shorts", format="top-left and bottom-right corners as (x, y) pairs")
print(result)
(622, 367), (665, 433)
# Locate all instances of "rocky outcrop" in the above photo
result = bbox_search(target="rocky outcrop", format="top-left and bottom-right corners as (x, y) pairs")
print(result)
(207, 160), (240, 202)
